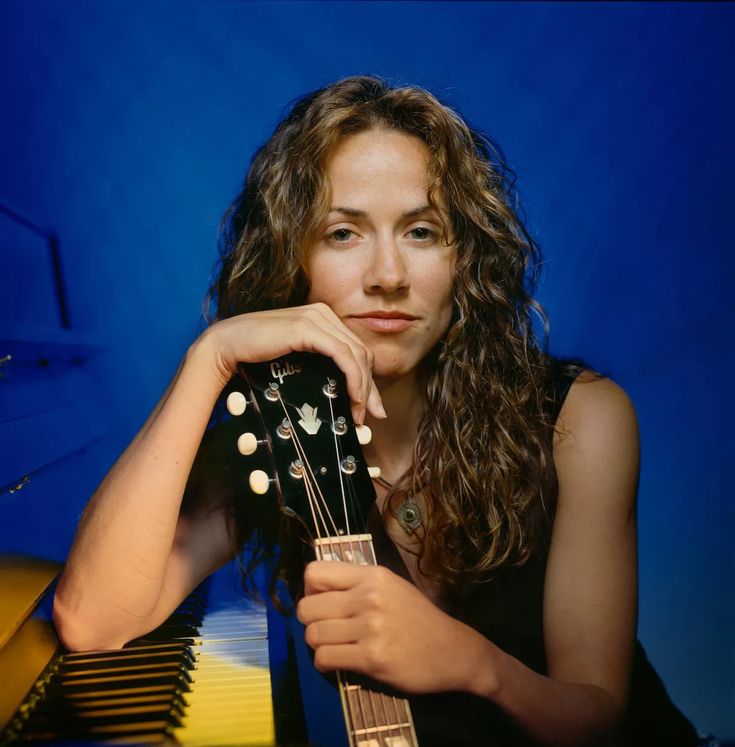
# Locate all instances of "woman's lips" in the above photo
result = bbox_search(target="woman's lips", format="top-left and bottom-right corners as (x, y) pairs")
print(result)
(350, 312), (417, 333)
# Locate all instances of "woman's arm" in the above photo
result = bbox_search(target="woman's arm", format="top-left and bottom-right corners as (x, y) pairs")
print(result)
(297, 374), (639, 746)
(460, 375), (639, 746)
(53, 304), (384, 651)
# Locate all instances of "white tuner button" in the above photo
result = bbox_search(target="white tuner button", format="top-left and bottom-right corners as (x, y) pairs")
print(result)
(355, 424), (372, 445)
(249, 469), (271, 495)
(367, 466), (381, 479)
(237, 432), (258, 456)
(226, 391), (247, 416)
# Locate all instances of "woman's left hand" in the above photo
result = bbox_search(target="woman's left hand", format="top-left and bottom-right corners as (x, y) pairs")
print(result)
(296, 560), (495, 695)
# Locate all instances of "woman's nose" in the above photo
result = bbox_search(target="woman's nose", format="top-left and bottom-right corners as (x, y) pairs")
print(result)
(363, 234), (410, 293)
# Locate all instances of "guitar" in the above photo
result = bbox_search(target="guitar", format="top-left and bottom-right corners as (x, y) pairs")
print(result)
(226, 352), (419, 747)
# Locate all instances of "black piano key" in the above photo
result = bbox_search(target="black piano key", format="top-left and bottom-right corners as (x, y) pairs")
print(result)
(43, 674), (191, 696)
(59, 650), (195, 672)
(26, 694), (186, 721)
(139, 624), (200, 641)
(123, 636), (197, 648)
(22, 703), (183, 727)
(52, 661), (194, 683)
(19, 718), (176, 741)
(62, 641), (195, 662)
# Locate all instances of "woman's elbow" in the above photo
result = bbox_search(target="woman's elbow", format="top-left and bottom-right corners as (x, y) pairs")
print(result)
(52, 591), (128, 652)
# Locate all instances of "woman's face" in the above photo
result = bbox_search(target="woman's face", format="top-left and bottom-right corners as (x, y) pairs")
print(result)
(306, 128), (455, 383)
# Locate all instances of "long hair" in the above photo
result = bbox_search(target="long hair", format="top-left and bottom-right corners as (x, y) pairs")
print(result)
(209, 75), (560, 587)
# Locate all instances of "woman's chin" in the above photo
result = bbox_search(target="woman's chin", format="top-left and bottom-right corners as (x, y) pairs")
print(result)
(371, 359), (420, 387)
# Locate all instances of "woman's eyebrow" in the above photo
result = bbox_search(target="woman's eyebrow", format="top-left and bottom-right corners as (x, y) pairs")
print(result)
(403, 205), (435, 218)
(329, 204), (435, 218)
(330, 206), (367, 218)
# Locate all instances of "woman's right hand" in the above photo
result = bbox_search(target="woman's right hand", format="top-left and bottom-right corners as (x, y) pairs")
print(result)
(195, 302), (386, 424)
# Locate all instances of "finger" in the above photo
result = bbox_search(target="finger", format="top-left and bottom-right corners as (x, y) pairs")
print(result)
(292, 321), (369, 419)
(367, 379), (387, 420)
(303, 560), (367, 594)
(304, 619), (359, 648)
(297, 313), (372, 419)
(306, 304), (377, 419)
(297, 590), (354, 624)
(313, 643), (367, 675)
(308, 302), (365, 348)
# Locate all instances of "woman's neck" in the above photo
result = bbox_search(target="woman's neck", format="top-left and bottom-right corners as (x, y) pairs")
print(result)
(363, 371), (426, 484)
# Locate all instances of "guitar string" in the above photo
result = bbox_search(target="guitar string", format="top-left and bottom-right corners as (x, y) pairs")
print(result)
(275, 393), (338, 538)
(273, 384), (409, 743)
(330, 411), (396, 743)
(278, 392), (334, 539)
(325, 386), (363, 571)
(337, 477), (394, 743)
(363, 538), (402, 743)
(309, 380), (382, 741)
(273, 390), (332, 537)
(333, 423), (407, 746)
(274, 388), (367, 740)
(367, 540), (413, 744)
(348, 450), (412, 743)
(323, 384), (379, 742)
(326, 391), (352, 538)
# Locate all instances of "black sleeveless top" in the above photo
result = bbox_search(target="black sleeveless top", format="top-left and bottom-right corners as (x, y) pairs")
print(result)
(367, 364), (698, 746)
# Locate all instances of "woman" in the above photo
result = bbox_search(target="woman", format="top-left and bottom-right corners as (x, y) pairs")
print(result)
(52, 76), (696, 746)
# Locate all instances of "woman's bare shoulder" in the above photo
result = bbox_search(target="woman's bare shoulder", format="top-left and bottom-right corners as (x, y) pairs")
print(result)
(552, 371), (639, 514)
(554, 371), (637, 448)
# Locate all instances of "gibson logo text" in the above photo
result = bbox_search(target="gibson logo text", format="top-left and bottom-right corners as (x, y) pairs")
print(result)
(270, 359), (302, 384)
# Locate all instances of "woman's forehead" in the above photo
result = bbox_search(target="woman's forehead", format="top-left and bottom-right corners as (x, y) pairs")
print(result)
(323, 130), (446, 215)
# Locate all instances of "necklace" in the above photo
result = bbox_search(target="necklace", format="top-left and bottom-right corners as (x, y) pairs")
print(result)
(371, 475), (423, 534)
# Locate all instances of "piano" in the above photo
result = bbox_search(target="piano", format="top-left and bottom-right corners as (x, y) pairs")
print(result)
(0, 206), (349, 747)
(0, 204), (283, 745)
(0, 557), (278, 746)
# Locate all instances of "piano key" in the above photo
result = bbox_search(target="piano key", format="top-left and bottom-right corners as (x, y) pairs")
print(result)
(59, 650), (195, 672)
(53, 660), (194, 682)
(2, 566), (276, 746)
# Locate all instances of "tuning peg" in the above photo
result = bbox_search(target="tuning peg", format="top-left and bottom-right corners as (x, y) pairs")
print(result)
(323, 378), (338, 399)
(340, 455), (357, 475)
(355, 424), (372, 445)
(226, 391), (248, 416)
(367, 466), (381, 479)
(248, 469), (271, 495)
(333, 416), (348, 435)
(289, 459), (304, 479)
(237, 432), (259, 456)
(277, 419), (292, 439)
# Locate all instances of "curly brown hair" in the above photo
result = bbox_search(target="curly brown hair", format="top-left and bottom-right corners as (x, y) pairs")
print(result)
(210, 75), (562, 587)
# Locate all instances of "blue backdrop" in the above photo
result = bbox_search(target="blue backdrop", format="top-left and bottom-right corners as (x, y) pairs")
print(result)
(1, 0), (732, 738)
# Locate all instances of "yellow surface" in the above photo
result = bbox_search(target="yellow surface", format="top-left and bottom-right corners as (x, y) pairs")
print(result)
(0, 555), (61, 647)
(0, 556), (62, 731)
(172, 648), (275, 746)
(0, 614), (59, 731)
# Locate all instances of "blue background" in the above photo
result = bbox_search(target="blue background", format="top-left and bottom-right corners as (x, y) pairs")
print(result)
(1, 0), (732, 738)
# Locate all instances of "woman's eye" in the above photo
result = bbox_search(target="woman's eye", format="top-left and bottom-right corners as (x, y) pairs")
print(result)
(409, 226), (435, 242)
(328, 228), (354, 243)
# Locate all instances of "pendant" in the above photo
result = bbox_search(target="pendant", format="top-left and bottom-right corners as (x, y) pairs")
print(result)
(396, 498), (422, 533)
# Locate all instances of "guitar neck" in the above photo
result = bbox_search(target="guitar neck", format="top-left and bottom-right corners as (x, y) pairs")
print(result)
(314, 534), (419, 747)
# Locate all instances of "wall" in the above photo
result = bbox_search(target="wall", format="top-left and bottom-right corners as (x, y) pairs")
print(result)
(1, 1), (732, 737)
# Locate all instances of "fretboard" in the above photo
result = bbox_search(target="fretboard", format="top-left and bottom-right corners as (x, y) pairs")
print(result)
(314, 534), (419, 747)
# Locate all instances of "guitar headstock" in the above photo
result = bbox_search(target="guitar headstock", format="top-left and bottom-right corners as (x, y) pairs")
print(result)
(226, 353), (377, 540)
